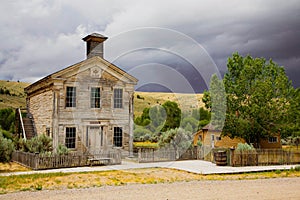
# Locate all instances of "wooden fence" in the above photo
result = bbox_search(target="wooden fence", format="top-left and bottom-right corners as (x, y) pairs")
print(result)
(232, 149), (300, 167)
(137, 148), (196, 163)
(12, 150), (121, 170)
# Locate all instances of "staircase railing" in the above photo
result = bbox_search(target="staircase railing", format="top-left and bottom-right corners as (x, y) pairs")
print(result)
(17, 108), (27, 141)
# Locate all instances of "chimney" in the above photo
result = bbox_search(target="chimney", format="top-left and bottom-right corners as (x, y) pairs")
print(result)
(82, 33), (108, 59)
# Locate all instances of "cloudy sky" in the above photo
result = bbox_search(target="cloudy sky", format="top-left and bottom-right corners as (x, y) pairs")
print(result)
(0, 0), (299, 93)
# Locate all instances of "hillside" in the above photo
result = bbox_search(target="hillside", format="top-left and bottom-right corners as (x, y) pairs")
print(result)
(134, 92), (204, 116)
(0, 80), (29, 109)
(0, 80), (204, 115)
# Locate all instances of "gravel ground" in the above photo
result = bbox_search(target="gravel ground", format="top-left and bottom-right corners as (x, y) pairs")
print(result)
(1, 177), (300, 200)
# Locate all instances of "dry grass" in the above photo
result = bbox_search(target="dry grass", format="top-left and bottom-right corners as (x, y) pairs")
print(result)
(0, 162), (30, 173)
(1, 167), (300, 194)
(134, 92), (204, 116)
(0, 80), (29, 109)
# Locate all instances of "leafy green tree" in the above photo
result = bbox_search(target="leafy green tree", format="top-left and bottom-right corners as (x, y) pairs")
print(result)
(223, 53), (294, 147)
(149, 105), (166, 128)
(134, 107), (151, 126)
(0, 133), (15, 163)
(202, 90), (211, 110)
(161, 101), (181, 132)
(158, 127), (192, 158)
(0, 108), (15, 132)
(181, 117), (199, 132)
(209, 74), (226, 130)
(284, 88), (300, 138)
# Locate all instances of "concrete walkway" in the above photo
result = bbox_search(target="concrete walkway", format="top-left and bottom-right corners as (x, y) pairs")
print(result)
(1, 160), (299, 176)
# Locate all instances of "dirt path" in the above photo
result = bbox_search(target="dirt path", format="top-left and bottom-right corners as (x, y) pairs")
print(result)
(1, 177), (300, 200)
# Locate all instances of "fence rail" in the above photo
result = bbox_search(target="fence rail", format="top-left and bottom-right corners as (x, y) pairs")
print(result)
(12, 150), (121, 170)
(232, 149), (300, 167)
(137, 148), (196, 163)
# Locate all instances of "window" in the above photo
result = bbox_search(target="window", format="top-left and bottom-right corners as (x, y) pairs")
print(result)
(268, 136), (278, 143)
(114, 88), (123, 108)
(91, 87), (101, 108)
(216, 136), (221, 141)
(65, 127), (76, 148)
(46, 128), (50, 137)
(66, 87), (76, 107)
(113, 127), (122, 147)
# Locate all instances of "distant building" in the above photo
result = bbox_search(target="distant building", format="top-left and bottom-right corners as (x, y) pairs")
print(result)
(193, 123), (281, 149)
(21, 33), (138, 156)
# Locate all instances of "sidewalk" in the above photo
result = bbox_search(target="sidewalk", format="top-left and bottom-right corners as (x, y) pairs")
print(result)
(1, 160), (298, 176)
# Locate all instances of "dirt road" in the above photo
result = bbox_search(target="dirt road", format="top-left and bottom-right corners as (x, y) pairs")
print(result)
(1, 177), (300, 200)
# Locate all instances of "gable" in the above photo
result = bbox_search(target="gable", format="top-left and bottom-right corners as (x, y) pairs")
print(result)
(25, 56), (138, 95)
(52, 56), (137, 84)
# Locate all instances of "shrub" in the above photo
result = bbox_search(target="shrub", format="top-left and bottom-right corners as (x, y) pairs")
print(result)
(18, 134), (53, 153)
(0, 133), (15, 163)
(56, 144), (69, 155)
(236, 143), (255, 151)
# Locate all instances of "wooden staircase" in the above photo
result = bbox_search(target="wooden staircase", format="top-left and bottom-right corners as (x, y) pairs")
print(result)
(22, 117), (36, 139)
(15, 108), (36, 140)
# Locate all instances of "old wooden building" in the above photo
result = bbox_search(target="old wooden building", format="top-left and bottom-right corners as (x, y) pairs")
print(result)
(23, 33), (138, 156)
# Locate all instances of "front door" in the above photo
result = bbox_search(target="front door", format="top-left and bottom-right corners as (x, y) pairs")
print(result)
(87, 126), (104, 152)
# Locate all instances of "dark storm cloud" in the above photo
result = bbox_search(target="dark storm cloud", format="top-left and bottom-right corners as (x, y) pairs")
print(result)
(0, 0), (299, 90)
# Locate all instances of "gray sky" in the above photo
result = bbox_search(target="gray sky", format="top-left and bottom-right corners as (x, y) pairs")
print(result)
(0, 0), (299, 93)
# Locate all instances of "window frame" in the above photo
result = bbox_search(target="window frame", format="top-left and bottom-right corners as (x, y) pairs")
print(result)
(90, 87), (101, 108)
(65, 127), (76, 149)
(268, 136), (278, 143)
(65, 86), (76, 108)
(113, 127), (123, 147)
(113, 88), (123, 109)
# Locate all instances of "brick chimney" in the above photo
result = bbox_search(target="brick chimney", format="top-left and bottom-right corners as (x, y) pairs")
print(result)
(82, 33), (108, 59)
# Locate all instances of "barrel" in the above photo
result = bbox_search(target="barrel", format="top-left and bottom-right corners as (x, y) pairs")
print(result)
(215, 150), (227, 166)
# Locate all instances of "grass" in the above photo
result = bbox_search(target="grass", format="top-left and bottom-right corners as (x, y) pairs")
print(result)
(0, 80), (204, 115)
(0, 162), (30, 173)
(0, 80), (29, 109)
(0, 167), (299, 194)
(134, 92), (204, 116)
(133, 142), (159, 149)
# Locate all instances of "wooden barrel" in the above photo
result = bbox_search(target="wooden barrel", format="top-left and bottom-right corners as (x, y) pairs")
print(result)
(215, 151), (227, 166)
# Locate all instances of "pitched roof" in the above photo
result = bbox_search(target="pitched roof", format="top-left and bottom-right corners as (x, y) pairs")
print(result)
(25, 56), (138, 94)
(202, 123), (221, 131)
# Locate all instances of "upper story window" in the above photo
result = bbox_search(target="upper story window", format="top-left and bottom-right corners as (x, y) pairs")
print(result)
(91, 87), (101, 108)
(66, 86), (76, 107)
(114, 88), (123, 108)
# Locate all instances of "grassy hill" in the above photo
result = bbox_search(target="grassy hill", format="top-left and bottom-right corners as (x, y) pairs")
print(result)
(0, 80), (29, 109)
(0, 80), (204, 115)
(134, 92), (204, 117)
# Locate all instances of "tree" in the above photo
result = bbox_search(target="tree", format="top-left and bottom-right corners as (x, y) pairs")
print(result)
(223, 53), (294, 147)
(161, 101), (181, 132)
(158, 127), (192, 158)
(181, 117), (199, 132)
(209, 74), (226, 130)
(134, 107), (151, 126)
(0, 108), (15, 132)
(0, 133), (15, 163)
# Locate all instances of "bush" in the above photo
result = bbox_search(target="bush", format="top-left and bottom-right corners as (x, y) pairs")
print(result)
(0, 133), (15, 163)
(18, 134), (53, 153)
(236, 143), (255, 151)
(56, 144), (69, 155)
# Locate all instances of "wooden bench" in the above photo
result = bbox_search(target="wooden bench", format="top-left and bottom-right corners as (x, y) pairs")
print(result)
(88, 157), (112, 166)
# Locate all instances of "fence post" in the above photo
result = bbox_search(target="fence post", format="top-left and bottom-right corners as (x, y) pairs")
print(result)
(34, 152), (39, 170)
(138, 148), (141, 163)
(230, 147), (235, 166)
